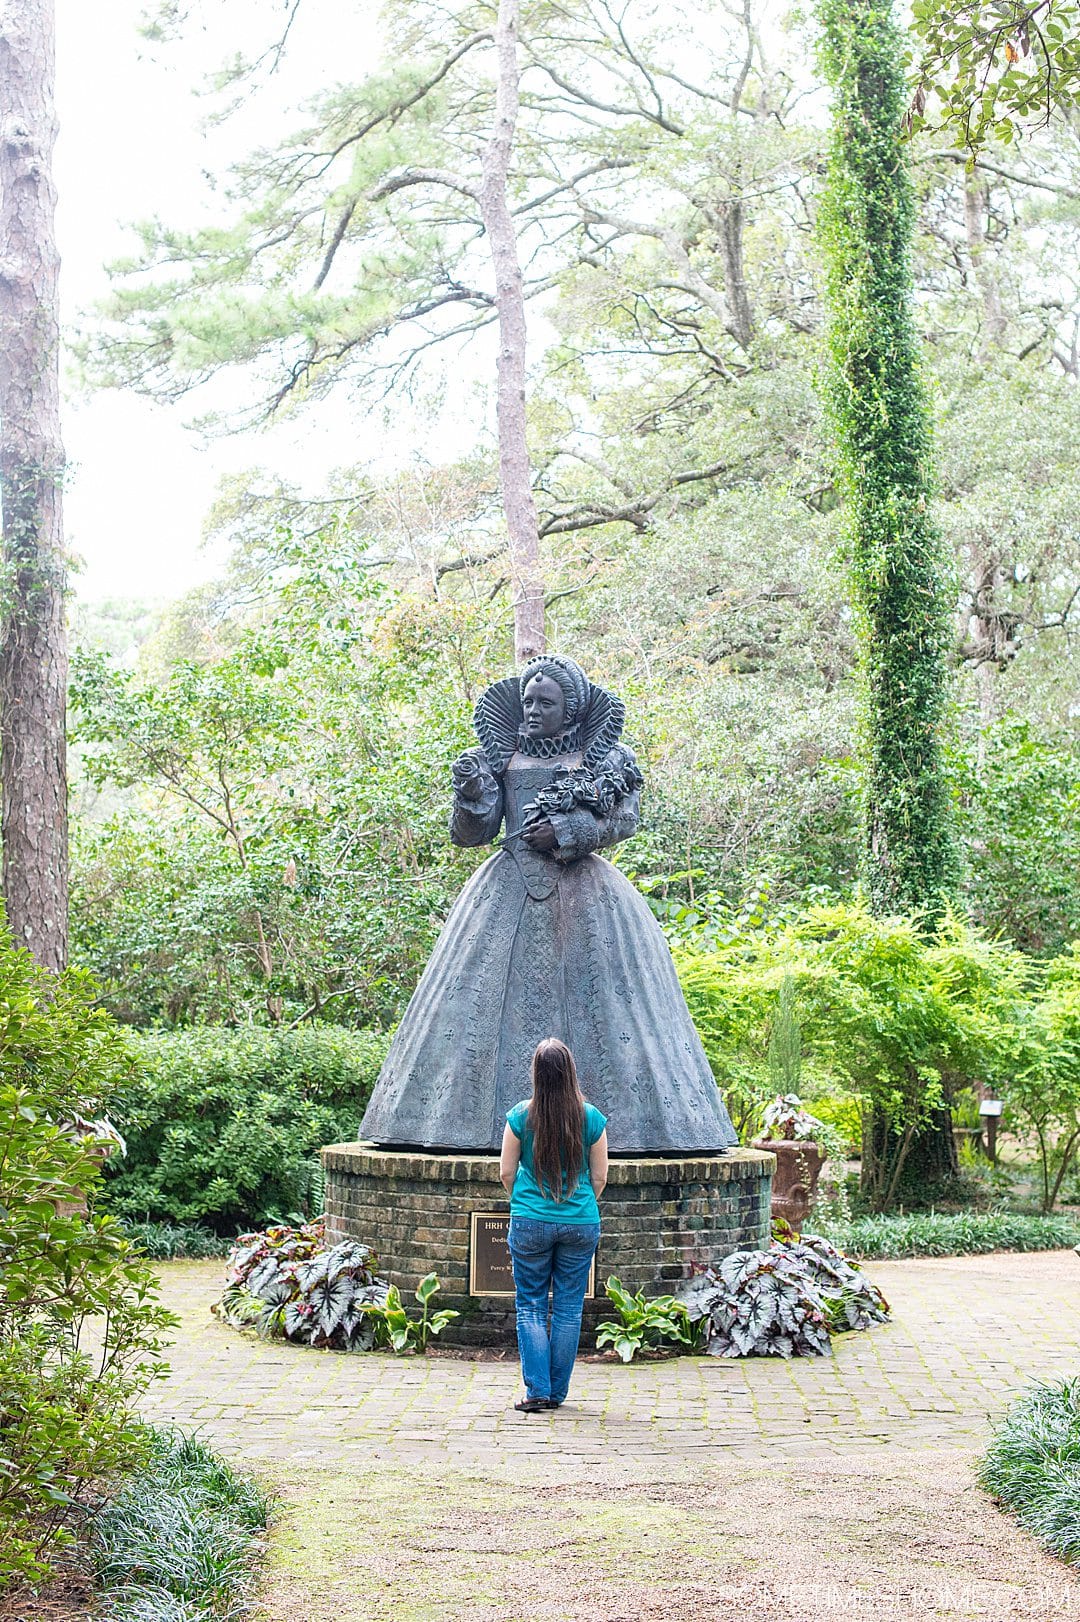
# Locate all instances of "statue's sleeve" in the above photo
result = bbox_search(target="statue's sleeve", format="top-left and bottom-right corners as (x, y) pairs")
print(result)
(547, 745), (641, 865)
(449, 747), (504, 847)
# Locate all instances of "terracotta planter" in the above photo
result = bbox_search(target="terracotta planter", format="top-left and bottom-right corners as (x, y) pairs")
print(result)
(753, 1138), (827, 1229)
(52, 1140), (115, 1220)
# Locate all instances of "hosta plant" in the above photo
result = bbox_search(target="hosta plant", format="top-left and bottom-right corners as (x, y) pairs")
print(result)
(596, 1279), (702, 1362)
(363, 1273), (459, 1352)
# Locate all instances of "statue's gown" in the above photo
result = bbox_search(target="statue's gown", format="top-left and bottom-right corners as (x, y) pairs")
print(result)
(360, 726), (738, 1155)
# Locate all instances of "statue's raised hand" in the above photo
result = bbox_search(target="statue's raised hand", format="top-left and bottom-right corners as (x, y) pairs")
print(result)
(452, 750), (487, 802)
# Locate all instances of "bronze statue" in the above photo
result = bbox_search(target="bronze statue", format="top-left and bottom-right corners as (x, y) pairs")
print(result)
(360, 655), (738, 1153)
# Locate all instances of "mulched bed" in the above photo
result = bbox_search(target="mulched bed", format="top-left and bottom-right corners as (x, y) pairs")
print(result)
(0, 1559), (97, 1622)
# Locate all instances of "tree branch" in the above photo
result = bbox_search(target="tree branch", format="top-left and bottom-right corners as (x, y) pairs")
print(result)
(370, 167), (480, 203)
(919, 148), (1080, 201)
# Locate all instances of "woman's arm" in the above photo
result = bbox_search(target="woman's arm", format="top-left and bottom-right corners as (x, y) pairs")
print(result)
(589, 1129), (608, 1199)
(499, 1121), (521, 1194)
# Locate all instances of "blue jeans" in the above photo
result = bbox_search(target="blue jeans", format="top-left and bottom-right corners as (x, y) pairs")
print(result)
(507, 1217), (601, 1403)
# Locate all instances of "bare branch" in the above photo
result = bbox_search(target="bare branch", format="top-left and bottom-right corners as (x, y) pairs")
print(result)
(313, 200), (357, 290)
(539, 457), (734, 537)
(371, 167), (480, 203)
(525, 57), (686, 135)
(918, 149), (1080, 201)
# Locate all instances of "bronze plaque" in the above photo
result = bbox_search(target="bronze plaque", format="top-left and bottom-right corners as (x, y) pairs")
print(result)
(468, 1211), (596, 1298)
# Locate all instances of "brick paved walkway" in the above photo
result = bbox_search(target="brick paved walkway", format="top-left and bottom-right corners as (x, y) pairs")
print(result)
(143, 1249), (1080, 1477)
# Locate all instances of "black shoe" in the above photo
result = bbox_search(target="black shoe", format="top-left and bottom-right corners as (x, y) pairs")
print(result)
(545, 1399), (563, 1409)
(514, 1397), (548, 1413)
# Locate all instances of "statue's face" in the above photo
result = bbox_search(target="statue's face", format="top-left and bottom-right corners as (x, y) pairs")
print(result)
(523, 674), (567, 739)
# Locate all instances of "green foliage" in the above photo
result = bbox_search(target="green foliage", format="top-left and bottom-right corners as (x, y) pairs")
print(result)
(978, 1378), (1080, 1564)
(800, 1089), (863, 1155)
(817, 0), (959, 918)
(92, 1426), (269, 1621)
(676, 899), (1033, 1209)
(71, 561), (496, 1028)
(103, 1027), (389, 1232)
(908, 1), (1080, 151)
(0, 930), (175, 1592)
(215, 1225), (389, 1350)
(595, 1279), (701, 1362)
(953, 719), (1080, 956)
(119, 1221), (233, 1261)
(364, 1273), (459, 1354)
(815, 1208), (1080, 1257)
(766, 975), (802, 1097)
(1004, 945), (1080, 1211)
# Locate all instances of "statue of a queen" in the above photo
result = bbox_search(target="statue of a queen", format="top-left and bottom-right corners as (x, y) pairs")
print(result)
(359, 655), (738, 1154)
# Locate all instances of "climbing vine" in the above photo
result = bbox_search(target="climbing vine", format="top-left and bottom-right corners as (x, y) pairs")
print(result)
(817, 0), (960, 920)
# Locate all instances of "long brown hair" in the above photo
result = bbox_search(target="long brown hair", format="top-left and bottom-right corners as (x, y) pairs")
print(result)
(527, 1038), (586, 1201)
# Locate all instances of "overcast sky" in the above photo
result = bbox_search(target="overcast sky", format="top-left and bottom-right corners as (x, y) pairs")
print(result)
(55, 0), (392, 604)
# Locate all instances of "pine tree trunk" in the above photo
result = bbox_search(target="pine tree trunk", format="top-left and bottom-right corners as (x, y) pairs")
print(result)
(479, 0), (545, 666)
(0, 0), (68, 971)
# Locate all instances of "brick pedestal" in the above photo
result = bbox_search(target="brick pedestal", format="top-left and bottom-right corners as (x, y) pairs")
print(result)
(322, 1141), (775, 1346)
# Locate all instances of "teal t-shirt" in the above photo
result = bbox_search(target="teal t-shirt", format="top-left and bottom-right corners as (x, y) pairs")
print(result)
(507, 1100), (607, 1224)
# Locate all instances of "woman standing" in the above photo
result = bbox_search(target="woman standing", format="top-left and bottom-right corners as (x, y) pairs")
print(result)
(500, 1038), (608, 1413)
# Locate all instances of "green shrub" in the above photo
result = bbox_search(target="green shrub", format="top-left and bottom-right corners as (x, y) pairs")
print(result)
(677, 900), (1033, 1209)
(103, 1027), (390, 1232)
(0, 930), (174, 1592)
(802, 1089), (862, 1156)
(92, 1426), (270, 1620)
(1005, 945), (1080, 1211)
(815, 1209), (1080, 1259)
(979, 1379), (1080, 1564)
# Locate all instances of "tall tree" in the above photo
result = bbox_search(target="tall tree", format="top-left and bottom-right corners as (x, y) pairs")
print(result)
(818, 0), (961, 1197)
(0, 0), (68, 970)
(818, 0), (959, 920)
(88, 1), (809, 664)
(480, 0), (543, 660)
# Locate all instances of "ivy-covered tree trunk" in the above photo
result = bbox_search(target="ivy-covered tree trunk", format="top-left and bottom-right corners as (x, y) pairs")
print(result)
(818, 0), (960, 1201)
(0, 0), (68, 972)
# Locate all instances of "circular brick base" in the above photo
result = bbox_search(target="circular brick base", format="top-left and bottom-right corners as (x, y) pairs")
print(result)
(322, 1141), (775, 1347)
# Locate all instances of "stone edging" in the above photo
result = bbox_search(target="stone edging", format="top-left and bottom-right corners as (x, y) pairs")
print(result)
(321, 1141), (775, 1184)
